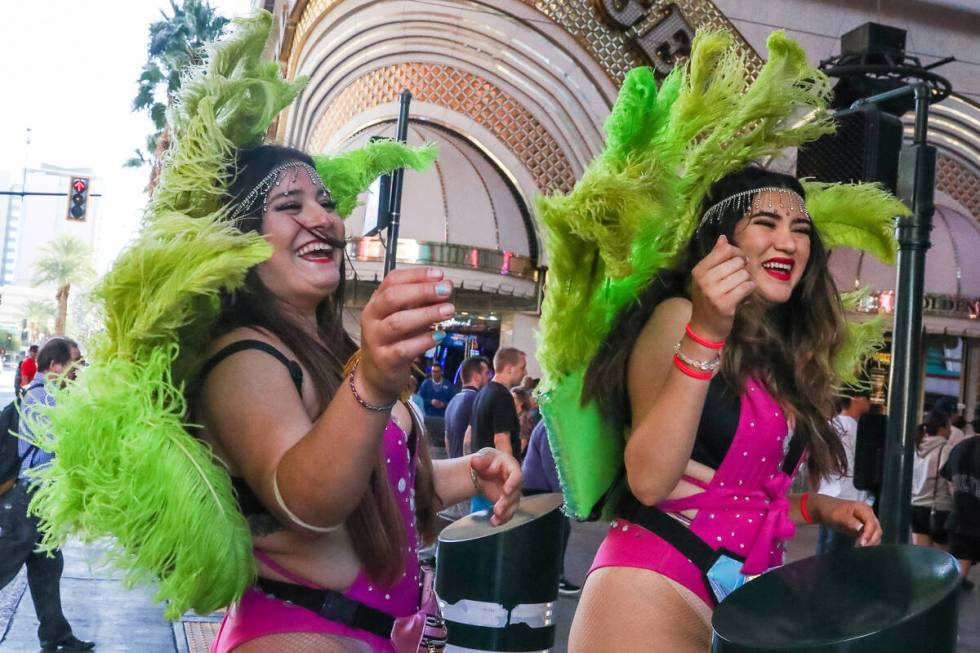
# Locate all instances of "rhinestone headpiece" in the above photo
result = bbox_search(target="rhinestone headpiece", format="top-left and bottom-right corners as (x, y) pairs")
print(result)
(697, 187), (810, 231)
(230, 161), (327, 221)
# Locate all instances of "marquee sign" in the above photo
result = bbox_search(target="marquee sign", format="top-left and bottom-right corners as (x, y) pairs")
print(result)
(592, 1), (696, 74)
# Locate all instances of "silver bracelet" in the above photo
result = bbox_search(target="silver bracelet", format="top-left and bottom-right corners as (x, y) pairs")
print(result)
(674, 342), (721, 373)
(348, 360), (397, 412)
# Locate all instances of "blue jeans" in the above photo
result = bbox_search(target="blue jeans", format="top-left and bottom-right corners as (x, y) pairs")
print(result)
(0, 483), (73, 647)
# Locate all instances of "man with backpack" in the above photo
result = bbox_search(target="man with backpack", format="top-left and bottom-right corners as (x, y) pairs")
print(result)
(0, 337), (94, 652)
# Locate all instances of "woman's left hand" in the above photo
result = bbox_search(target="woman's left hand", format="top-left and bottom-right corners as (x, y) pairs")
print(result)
(470, 448), (523, 526)
(811, 494), (883, 547)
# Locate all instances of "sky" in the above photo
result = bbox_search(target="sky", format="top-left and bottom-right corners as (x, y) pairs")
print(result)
(0, 0), (253, 273)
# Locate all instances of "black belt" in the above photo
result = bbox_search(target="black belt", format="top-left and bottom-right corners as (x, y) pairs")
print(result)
(256, 577), (396, 639)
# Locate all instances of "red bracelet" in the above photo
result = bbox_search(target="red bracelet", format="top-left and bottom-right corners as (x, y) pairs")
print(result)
(673, 354), (713, 380)
(800, 492), (814, 524)
(685, 323), (725, 349)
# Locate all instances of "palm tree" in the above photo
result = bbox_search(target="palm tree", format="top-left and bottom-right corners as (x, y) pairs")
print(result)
(126, 0), (229, 169)
(22, 300), (56, 343)
(33, 235), (95, 336)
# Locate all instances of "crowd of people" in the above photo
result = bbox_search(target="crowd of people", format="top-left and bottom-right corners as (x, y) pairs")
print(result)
(911, 406), (980, 591)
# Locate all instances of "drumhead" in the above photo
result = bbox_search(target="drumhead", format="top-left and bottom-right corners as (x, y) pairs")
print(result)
(439, 493), (564, 542)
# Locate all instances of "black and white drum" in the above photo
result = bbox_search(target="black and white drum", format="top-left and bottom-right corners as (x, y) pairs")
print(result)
(436, 493), (564, 652)
(711, 544), (960, 652)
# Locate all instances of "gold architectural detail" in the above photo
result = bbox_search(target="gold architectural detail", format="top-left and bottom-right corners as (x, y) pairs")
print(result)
(517, 0), (763, 83)
(282, 0), (761, 87)
(307, 63), (577, 194)
(937, 154), (980, 220)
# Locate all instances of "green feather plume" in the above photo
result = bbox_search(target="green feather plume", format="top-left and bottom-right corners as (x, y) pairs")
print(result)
(29, 9), (441, 618)
(314, 141), (438, 218)
(26, 347), (254, 620)
(27, 11), (296, 618)
(150, 11), (307, 222)
(804, 180), (906, 265)
(536, 29), (899, 520)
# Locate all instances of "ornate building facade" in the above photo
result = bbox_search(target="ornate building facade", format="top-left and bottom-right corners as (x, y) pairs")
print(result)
(264, 0), (980, 411)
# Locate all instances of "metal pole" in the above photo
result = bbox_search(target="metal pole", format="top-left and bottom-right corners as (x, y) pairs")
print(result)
(865, 83), (937, 543)
(382, 90), (412, 277)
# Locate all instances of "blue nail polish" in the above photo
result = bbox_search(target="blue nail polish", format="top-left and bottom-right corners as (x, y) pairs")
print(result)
(435, 283), (450, 296)
(432, 331), (446, 342)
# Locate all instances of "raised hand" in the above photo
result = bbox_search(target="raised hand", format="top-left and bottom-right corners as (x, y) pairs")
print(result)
(689, 235), (755, 342)
(358, 268), (454, 402)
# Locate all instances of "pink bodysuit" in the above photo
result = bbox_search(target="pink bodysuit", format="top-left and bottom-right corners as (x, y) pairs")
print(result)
(210, 420), (426, 653)
(591, 377), (799, 607)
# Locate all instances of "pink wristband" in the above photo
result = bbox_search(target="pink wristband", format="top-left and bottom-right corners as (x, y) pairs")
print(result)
(685, 323), (725, 350)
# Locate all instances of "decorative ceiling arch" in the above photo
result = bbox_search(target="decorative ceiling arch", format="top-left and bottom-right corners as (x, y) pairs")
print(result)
(304, 62), (578, 195)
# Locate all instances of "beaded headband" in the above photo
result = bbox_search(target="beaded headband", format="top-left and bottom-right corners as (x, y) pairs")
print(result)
(697, 186), (810, 231)
(230, 161), (327, 220)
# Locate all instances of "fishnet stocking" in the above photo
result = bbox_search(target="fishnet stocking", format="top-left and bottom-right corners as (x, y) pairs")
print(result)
(569, 566), (711, 653)
(231, 632), (375, 653)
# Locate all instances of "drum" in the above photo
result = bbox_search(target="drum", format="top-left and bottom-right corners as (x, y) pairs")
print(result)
(711, 544), (960, 652)
(436, 493), (564, 652)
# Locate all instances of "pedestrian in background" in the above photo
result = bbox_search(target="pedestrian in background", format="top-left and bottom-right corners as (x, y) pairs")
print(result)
(418, 362), (455, 449)
(17, 344), (39, 398)
(941, 431), (980, 590)
(816, 389), (872, 554)
(0, 337), (94, 652)
(512, 386), (533, 457)
(444, 356), (490, 459)
(522, 420), (581, 596)
(469, 347), (527, 512)
(911, 410), (954, 550)
(418, 362), (455, 418)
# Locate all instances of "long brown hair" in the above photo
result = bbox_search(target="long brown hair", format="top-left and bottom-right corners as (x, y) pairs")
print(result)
(216, 144), (436, 584)
(583, 167), (847, 479)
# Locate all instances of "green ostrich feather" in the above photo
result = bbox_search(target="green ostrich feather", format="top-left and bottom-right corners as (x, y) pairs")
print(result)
(151, 11), (307, 221)
(28, 11), (299, 618)
(30, 10), (439, 617)
(313, 140), (439, 219)
(26, 347), (254, 620)
(835, 289), (888, 387)
(804, 180), (906, 265)
(537, 29), (903, 520)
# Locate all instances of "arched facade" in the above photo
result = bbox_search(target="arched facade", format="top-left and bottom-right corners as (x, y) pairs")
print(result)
(267, 0), (980, 388)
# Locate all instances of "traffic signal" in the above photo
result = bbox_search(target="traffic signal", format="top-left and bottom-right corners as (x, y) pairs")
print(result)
(67, 176), (90, 221)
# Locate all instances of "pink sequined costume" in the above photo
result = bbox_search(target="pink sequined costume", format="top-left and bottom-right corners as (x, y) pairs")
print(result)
(211, 420), (427, 653)
(591, 377), (800, 608)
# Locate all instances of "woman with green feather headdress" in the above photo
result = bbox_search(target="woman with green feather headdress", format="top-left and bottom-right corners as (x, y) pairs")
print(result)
(533, 30), (906, 651)
(25, 12), (523, 653)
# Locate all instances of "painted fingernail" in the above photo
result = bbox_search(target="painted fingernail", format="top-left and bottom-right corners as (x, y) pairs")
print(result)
(435, 283), (450, 296)
(439, 303), (455, 317)
(432, 331), (446, 342)
(427, 268), (443, 279)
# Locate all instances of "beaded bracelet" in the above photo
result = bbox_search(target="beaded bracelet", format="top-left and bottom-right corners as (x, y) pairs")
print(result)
(674, 342), (721, 373)
(685, 323), (725, 349)
(348, 361), (397, 412)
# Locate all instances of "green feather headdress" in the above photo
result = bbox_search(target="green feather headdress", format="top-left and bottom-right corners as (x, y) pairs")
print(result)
(25, 11), (435, 618)
(537, 30), (909, 519)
